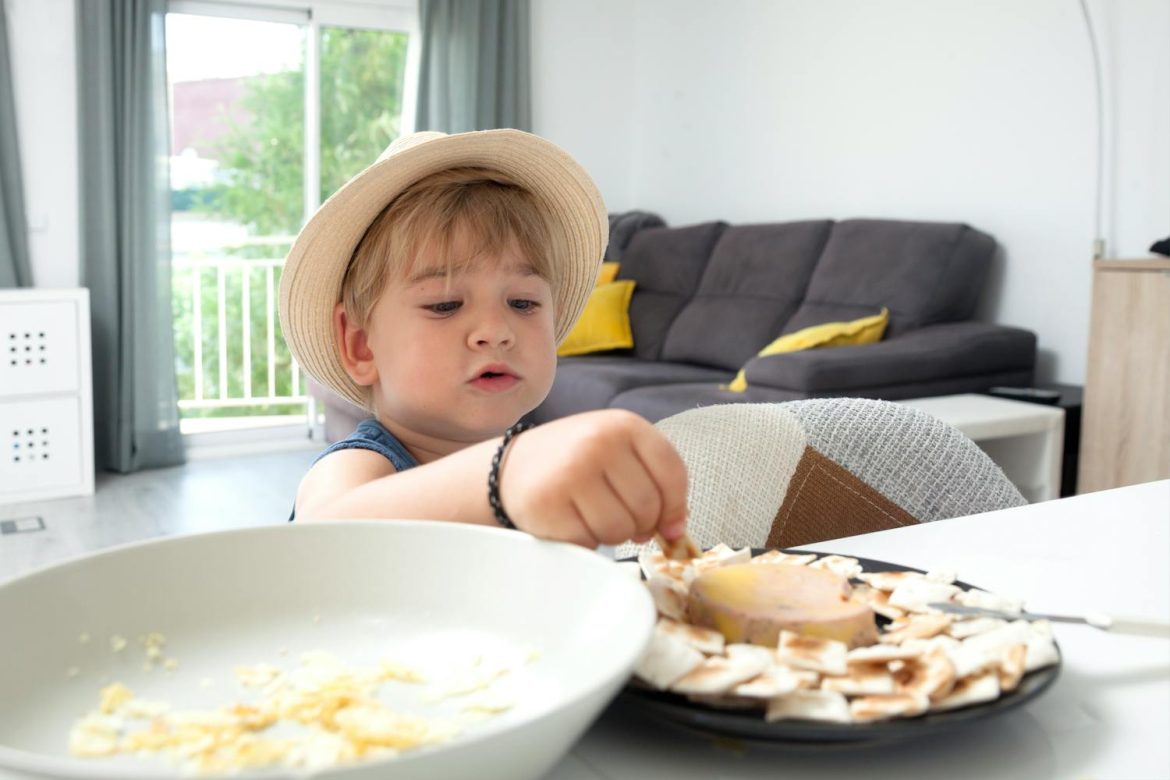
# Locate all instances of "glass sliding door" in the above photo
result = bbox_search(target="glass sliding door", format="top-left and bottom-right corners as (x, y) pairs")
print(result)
(164, 2), (415, 436)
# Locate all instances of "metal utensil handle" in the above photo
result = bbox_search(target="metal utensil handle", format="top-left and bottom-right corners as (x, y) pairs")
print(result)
(1103, 616), (1170, 639)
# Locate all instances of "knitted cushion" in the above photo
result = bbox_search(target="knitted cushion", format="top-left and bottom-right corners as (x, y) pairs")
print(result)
(615, 398), (1025, 558)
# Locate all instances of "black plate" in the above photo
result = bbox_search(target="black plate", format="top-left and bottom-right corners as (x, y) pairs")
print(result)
(616, 550), (1061, 746)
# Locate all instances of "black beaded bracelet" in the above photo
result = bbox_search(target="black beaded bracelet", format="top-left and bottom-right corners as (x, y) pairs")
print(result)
(488, 422), (533, 530)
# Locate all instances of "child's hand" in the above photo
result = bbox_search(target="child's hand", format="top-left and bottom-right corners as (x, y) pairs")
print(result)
(499, 410), (689, 548)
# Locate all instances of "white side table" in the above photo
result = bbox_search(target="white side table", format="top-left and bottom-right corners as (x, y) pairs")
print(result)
(897, 393), (1064, 503)
(0, 289), (95, 505)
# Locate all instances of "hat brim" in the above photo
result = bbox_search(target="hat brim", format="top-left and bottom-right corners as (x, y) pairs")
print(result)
(278, 129), (609, 412)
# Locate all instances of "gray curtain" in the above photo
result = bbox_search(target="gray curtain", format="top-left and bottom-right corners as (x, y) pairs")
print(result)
(0, 3), (31, 288)
(416, 0), (531, 132)
(76, 0), (185, 472)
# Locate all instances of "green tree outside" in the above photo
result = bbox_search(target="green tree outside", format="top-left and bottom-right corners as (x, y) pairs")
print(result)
(173, 26), (408, 418)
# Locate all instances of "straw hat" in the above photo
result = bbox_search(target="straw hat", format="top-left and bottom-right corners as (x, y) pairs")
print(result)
(278, 129), (609, 410)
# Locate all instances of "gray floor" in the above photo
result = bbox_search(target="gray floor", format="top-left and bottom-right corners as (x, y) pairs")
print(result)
(0, 447), (318, 582)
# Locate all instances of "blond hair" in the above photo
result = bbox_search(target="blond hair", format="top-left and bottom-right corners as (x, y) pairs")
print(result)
(341, 167), (557, 329)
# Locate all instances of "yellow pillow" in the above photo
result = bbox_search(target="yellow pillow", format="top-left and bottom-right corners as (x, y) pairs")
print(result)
(726, 308), (889, 392)
(557, 279), (637, 357)
(596, 261), (620, 286)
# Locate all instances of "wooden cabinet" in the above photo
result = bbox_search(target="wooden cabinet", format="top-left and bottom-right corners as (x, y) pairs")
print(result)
(1078, 258), (1170, 492)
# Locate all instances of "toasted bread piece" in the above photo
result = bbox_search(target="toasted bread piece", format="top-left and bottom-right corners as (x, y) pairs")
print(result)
(996, 643), (1028, 692)
(1024, 621), (1060, 672)
(893, 648), (956, 701)
(879, 613), (953, 645)
(750, 550), (817, 567)
(947, 617), (1008, 639)
(634, 626), (705, 690)
(733, 665), (819, 699)
(847, 644), (924, 664)
(776, 631), (849, 676)
(671, 650), (771, 695)
(809, 555), (863, 579)
(850, 692), (930, 722)
(930, 669), (1001, 712)
(656, 618), (725, 655)
(887, 579), (962, 613)
(645, 574), (688, 621)
(765, 689), (852, 723)
(822, 662), (896, 696)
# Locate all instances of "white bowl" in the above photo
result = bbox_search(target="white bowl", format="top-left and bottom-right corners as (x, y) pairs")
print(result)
(0, 521), (655, 780)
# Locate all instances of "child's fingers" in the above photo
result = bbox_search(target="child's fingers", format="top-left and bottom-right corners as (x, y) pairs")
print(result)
(572, 476), (638, 545)
(630, 427), (689, 535)
(602, 450), (664, 539)
(552, 502), (601, 549)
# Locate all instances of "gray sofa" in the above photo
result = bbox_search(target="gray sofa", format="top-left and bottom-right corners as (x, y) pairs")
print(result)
(528, 217), (1036, 424)
(310, 215), (1036, 438)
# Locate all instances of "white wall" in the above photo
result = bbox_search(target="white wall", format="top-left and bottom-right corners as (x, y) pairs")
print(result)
(533, 0), (1170, 385)
(6, 0), (79, 290)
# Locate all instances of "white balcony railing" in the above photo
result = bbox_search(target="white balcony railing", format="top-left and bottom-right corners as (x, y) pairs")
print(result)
(172, 254), (309, 417)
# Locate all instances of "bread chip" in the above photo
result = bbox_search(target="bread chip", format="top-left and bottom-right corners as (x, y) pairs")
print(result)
(996, 643), (1027, 692)
(850, 692), (929, 722)
(809, 555), (863, 579)
(1024, 621), (1060, 672)
(765, 689), (852, 723)
(846, 644), (923, 664)
(930, 669), (1001, 712)
(856, 570), (928, 592)
(776, 631), (848, 676)
(849, 583), (906, 621)
(655, 532), (701, 563)
(822, 662), (896, 696)
(656, 618), (725, 655)
(750, 550), (817, 567)
(671, 649), (771, 695)
(955, 588), (1024, 615)
(947, 621), (1030, 678)
(733, 665), (819, 699)
(893, 648), (956, 701)
(947, 617), (1008, 639)
(645, 575), (688, 621)
(638, 549), (688, 582)
(634, 626), (705, 690)
(887, 579), (962, 613)
(879, 613), (953, 645)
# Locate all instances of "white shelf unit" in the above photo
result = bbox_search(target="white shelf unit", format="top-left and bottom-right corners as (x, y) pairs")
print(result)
(0, 289), (95, 505)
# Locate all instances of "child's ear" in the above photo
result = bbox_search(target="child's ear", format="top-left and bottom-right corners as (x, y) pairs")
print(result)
(334, 303), (378, 386)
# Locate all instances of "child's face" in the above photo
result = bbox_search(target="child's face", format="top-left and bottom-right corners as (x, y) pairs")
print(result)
(359, 232), (557, 444)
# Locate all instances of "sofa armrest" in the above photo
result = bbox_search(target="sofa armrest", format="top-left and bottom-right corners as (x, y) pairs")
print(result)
(742, 322), (1037, 393)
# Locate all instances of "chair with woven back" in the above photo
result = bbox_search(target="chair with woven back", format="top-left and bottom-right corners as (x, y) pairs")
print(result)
(616, 397), (1026, 559)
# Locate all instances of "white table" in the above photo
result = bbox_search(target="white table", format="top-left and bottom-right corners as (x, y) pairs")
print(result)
(549, 480), (1170, 780)
(898, 394), (1066, 503)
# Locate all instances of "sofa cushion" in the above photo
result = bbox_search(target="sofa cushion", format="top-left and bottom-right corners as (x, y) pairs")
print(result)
(609, 382), (805, 423)
(784, 219), (995, 337)
(617, 221), (728, 360)
(659, 220), (833, 370)
(556, 279), (637, 357)
(530, 357), (732, 424)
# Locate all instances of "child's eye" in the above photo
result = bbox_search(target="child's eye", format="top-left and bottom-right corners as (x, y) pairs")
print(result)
(509, 299), (540, 312)
(425, 301), (462, 314)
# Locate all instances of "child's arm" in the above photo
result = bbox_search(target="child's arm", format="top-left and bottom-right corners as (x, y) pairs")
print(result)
(295, 409), (688, 548)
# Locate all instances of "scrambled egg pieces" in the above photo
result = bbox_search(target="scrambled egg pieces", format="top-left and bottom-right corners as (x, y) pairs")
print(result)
(69, 649), (524, 774)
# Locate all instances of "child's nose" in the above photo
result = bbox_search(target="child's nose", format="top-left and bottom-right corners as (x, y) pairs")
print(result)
(469, 310), (515, 349)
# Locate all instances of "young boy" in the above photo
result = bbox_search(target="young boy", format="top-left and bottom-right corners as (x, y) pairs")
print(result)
(279, 130), (689, 550)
